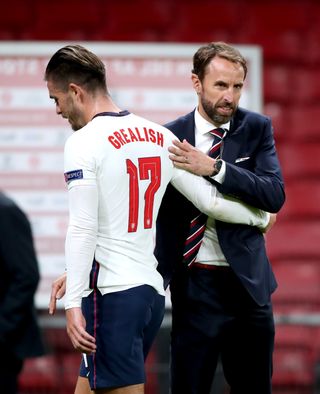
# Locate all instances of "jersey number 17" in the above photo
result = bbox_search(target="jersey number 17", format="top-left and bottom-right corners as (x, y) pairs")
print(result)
(126, 156), (161, 233)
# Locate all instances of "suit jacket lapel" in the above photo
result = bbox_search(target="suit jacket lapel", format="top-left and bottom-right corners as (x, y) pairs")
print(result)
(186, 110), (196, 146)
(172, 110), (196, 146)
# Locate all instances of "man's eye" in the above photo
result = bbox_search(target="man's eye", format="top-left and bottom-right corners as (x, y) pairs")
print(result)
(215, 82), (226, 89)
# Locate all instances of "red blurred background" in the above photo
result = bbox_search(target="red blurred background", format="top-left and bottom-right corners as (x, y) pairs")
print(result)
(1, 1), (319, 393)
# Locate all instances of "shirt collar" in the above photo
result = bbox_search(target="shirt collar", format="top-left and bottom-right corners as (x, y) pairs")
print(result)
(194, 108), (230, 136)
(92, 110), (130, 120)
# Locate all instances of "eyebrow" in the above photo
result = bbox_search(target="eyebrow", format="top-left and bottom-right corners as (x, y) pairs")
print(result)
(215, 80), (244, 86)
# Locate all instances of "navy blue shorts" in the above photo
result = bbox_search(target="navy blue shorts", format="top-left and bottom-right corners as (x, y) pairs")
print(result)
(79, 285), (165, 390)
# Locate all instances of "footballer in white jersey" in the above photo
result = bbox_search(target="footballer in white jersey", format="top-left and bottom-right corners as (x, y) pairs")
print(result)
(64, 110), (175, 306)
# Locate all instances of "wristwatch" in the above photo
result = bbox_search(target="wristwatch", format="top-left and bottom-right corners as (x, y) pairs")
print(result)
(212, 159), (223, 176)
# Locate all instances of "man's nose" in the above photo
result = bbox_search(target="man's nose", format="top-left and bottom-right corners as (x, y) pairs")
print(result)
(223, 89), (234, 103)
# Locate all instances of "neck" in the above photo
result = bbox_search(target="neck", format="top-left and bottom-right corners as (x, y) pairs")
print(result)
(85, 94), (122, 123)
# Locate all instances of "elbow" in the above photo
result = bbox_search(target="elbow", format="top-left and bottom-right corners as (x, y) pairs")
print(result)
(269, 185), (286, 213)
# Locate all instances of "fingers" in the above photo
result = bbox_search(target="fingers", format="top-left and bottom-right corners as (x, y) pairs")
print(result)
(169, 140), (194, 166)
(168, 151), (189, 165)
(168, 146), (185, 160)
(56, 283), (66, 299)
(172, 138), (193, 150)
(265, 213), (277, 233)
(67, 325), (97, 354)
(66, 308), (97, 354)
(48, 273), (67, 315)
(48, 292), (57, 315)
(262, 213), (277, 233)
(169, 139), (193, 156)
(49, 282), (60, 315)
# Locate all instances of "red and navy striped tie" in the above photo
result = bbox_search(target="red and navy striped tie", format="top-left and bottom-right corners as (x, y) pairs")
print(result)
(182, 128), (224, 266)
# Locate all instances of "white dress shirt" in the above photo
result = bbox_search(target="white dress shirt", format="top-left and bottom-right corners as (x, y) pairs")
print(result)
(194, 109), (230, 266)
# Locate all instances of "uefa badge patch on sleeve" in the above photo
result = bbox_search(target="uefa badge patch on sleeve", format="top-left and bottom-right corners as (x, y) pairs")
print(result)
(64, 169), (84, 184)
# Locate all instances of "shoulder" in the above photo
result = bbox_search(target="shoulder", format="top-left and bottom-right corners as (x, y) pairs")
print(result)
(0, 192), (17, 213)
(0, 192), (27, 226)
(64, 123), (96, 156)
(164, 110), (195, 131)
(131, 113), (177, 141)
(235, 107), (271, 127)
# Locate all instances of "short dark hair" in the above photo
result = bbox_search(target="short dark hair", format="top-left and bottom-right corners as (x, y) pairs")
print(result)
(192, 42), (247, 81)
(44, 44), (107, 93)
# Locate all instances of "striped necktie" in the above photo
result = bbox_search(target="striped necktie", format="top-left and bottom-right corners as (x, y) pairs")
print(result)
(182, 128), (224, 266)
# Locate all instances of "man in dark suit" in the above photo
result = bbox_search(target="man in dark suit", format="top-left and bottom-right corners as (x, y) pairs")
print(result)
(0, 192), (45, 393)
(155, 42), (285, 393)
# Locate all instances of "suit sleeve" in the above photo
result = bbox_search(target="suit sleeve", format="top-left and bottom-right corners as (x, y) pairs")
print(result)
(0, 201), (40, 344)
(216, 117), (285, 213)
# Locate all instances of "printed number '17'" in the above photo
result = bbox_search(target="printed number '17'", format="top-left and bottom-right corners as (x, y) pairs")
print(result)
(126, 156), (161, 232)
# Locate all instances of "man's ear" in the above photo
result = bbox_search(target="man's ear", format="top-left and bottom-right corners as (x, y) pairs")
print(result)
(69, 83), (83, 100)
(191, 73), (201, 94)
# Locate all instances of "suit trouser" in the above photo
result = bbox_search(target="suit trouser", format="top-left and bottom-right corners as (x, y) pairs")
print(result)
(170, 265), (274, 394)
(0, 348), (23, 394)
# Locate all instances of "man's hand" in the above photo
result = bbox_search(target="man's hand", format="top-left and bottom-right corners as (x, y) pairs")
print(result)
(66, 307), (96, 354)
(262, 213), (277, 233)
(49, 272), (67, 315)
(168, 139), (216, 176)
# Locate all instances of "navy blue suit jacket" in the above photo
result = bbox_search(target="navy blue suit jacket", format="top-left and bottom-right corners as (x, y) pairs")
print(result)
(155, 108), (285, 306)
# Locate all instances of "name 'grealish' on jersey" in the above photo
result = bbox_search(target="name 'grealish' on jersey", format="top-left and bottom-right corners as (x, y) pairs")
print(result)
(63, 110), (270, 309)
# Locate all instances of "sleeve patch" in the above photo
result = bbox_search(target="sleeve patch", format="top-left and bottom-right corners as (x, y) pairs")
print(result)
(64, 169), (83, 184)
